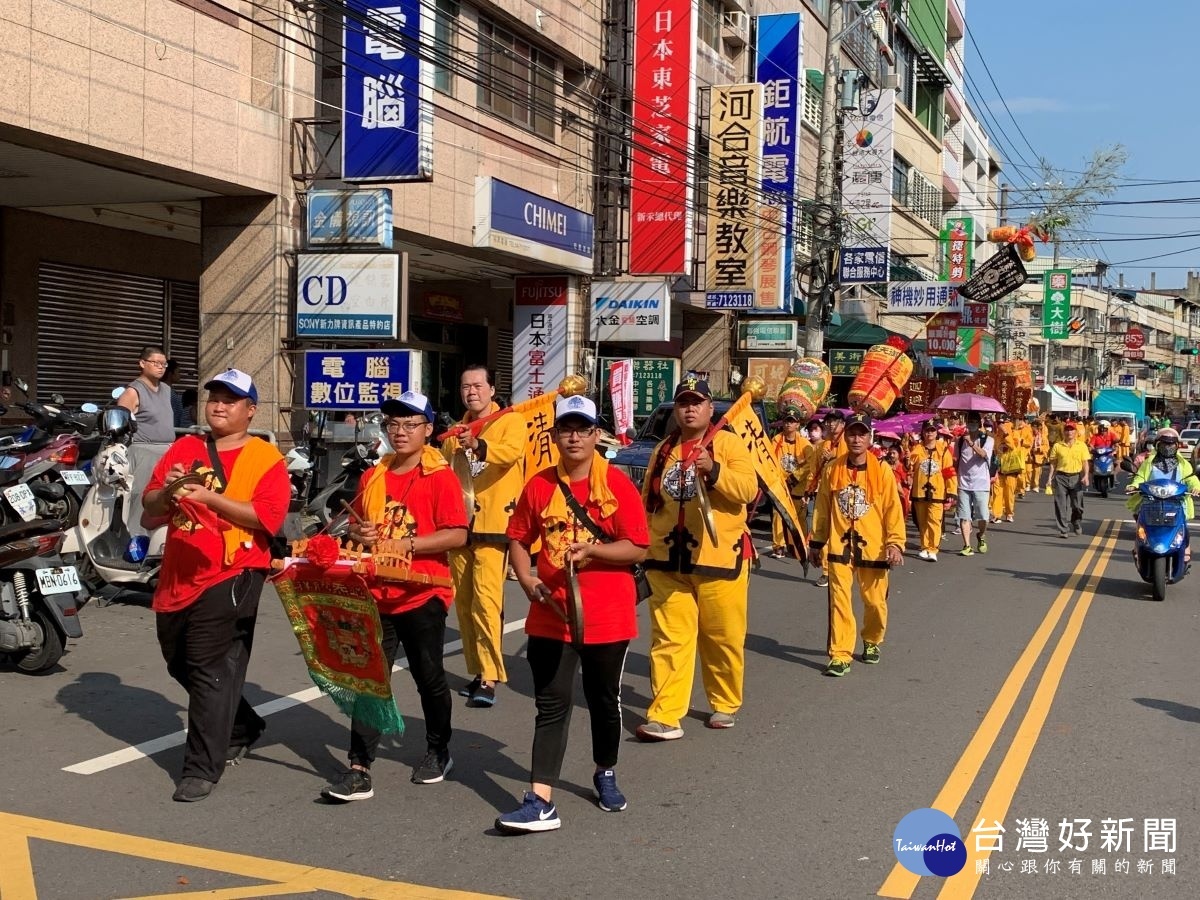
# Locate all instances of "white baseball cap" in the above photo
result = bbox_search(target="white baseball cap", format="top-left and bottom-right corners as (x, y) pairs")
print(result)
(555, 394), (598, 425)
(204, 368), (258, 403)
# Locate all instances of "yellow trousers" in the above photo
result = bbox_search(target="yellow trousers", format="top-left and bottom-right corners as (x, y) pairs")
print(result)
(770, 499), (808, 550)
(646, 565), (749, 728)
(450, 542), (508, 683)
(1027, 462), (1045, 492)
(912, 500), (943, 553)
(827, 563), (888, 664)
(990, 484), (1004, 520)
(997, 473), (1020, 518)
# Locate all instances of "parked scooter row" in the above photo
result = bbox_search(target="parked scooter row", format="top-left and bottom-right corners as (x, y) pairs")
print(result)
(0, 517), (85, 673)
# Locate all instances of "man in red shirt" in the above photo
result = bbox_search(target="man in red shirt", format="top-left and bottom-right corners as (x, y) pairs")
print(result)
(497, 395), (649, 832)
(321, 391), (468, 803)
(142, 369), (289, 802)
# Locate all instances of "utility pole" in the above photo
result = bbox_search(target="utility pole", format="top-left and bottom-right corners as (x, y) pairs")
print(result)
(802, 0), (844, 359)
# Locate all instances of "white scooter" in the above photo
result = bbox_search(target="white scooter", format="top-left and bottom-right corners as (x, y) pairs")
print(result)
(60, 404), (166, 602)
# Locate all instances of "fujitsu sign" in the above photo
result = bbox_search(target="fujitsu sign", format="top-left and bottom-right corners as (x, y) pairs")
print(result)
(515, 276), (568, 305)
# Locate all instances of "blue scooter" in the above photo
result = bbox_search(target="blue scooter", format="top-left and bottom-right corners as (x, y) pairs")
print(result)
(1131, 478), (1192, 602)
(1092, 446), (1116, 498)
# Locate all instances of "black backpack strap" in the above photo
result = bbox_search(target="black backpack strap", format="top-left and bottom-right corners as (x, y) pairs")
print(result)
(557, 480), (611, 544)
(205, 435), (228, 493)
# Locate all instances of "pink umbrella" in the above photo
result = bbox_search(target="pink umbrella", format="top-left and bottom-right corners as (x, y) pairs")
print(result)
(932, 393), (1006, 413)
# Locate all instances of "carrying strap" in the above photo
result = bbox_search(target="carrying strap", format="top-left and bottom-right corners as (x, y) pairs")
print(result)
(205, 435), (228, 493)
(557, 481), (612, 544)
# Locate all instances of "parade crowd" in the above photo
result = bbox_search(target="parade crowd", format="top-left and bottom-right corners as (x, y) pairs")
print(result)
(132, 357), (1199, 837)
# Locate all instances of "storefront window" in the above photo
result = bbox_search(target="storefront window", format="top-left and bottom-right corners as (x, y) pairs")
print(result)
(477, 18), (557, 140)
(433, 0), (459, 96)
(698, 0), (722, 50)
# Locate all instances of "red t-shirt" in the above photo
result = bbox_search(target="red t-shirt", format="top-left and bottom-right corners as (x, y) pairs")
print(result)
(506, 465), (649, 644)
(1090, 432), (1117, 450)
(146, 436), (290, 613)
(353, 465), (468, 615)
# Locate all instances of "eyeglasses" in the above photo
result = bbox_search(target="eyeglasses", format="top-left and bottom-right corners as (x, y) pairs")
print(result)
(554, 427), (597, 438)
(384, 420), (427, 433)
(141, 359), (168, 368)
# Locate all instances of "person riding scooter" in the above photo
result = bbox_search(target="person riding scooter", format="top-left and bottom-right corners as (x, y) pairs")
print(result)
(1126, 428), (1200, 519)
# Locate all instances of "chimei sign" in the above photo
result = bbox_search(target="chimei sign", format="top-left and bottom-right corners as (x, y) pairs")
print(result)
(474, 177), (593, 273)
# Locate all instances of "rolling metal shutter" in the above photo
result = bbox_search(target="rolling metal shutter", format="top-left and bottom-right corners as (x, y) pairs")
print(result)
(495, 329), (513, 399)
(36, 262), (199, 405)
(166, 280), (201, 389)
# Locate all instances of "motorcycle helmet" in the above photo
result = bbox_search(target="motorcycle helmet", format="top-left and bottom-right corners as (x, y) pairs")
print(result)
(101, 406), (137, 442)
(1098, 419), (1110, 428)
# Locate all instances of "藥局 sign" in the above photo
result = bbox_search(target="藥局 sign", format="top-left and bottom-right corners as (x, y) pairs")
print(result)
(303, 349), (422, 411)
(475, 178), (593, 274)
(591, 280), (671, 343)
(513, 276), (569, 400)
(295, 253), (399, 338)
(306, 189), (393, 248)
(885, 282), (965, 315)
(840, 88), (895, 283)
(754, 12), (803, 313)
(342, 0), (432, 181)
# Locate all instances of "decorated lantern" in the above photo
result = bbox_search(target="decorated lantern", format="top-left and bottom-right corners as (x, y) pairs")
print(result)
(848, 336), (914, 418)
(776, 358), (832, 420)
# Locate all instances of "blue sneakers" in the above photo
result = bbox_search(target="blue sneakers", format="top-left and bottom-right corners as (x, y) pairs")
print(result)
(593, 769), (627, 812)
(496, 792), (561, 833)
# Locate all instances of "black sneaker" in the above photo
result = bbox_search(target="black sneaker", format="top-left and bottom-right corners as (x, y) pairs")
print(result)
(458, 675), (481, 698)
(411, 749), (454, 784)
(226, 722), (266, 766)
(322, 768), (373, 802)
(468, 683), (496, 708)
(172, 777), (215, 802)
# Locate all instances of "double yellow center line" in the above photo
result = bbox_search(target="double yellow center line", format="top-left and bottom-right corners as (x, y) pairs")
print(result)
(879, 519), (1123, 899)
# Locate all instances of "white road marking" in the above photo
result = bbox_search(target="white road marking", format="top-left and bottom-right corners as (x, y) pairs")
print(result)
(63, 617), (529, 776)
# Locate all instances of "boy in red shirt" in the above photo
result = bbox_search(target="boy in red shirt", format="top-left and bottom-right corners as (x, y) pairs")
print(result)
(142, 369), (289, 802)
(321, 391), (468, 803)
(497, 395), (649, 832)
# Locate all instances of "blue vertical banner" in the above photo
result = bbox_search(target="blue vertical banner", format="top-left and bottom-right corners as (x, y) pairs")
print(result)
(342, 0), (433, 182)
(755, 13), (803, 314)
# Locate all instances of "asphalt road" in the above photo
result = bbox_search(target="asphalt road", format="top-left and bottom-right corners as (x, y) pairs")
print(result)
(2, 487), (1198, 900)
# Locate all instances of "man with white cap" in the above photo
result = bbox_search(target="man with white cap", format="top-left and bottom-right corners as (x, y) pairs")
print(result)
(142, 368), (290, 802)
(322, 390), (468, 803)
(498, 394), (648, 832)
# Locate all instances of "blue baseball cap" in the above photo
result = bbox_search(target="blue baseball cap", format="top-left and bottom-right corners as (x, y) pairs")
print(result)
(555, 394), (598, 425)
(204, 368), (258, 404)
(381, 390), (435, 423)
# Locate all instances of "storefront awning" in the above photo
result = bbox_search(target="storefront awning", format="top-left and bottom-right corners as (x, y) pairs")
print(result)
(825, 319), (893, 346)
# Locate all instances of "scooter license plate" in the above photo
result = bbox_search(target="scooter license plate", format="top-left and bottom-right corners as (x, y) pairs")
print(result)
(60, 469), (91, 486)
(3, 484), (37, 522)
(36, 566), (81, 596)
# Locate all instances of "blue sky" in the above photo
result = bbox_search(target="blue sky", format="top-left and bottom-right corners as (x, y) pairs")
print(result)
(967, 2), (1200, 289)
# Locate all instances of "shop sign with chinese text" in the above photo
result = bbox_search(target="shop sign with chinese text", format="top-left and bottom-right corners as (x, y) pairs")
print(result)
(295, 253), (399, 338)
(591, 280), (671, 342)
(303, 350), (422, 410)
(474, 178), (593, 273)
(941, 218), (973, 283)
(1042, 269), (1073, 341)
(829, 348), (866, 377)
(629, 0), (695, 274)
(306, 190), (393, 248)
(754, 12), (804, 313)
(342, 0), (432, 181)
(885, 282), (964, 315)
(513, 276), (569, 401)
(601, 358), (680, 417)
(927, 324), (959, 358)
(839, 89), (895, 282)
(737, 321), (797, 352)
(705, 84), (764, 303)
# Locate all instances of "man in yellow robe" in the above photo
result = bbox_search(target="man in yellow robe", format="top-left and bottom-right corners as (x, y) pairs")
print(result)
(768, 413), (814, 559)
(908, 420), (957, 561)
(637, 378), (758, 740)
(441, 365), (526, 708)
(809, 413), (905, 677)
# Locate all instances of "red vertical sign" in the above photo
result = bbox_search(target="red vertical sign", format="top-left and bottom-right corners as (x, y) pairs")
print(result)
(629, 0), (694, 274)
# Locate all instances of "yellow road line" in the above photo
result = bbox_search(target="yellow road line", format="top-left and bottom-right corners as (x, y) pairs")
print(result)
(936, 522), (1121, 899)
(878, 521), (1118, 899)
(121, 886), (314, 900)
(0, 811), (509, 900)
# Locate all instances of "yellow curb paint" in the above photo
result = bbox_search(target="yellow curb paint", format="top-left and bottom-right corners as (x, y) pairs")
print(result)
(878, 521), (1117, 899)
(0, 811), (508, 900)
(935, 522), (1120, 899)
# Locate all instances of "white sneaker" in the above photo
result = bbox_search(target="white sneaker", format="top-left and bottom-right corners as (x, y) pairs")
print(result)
(928, 551), (938, 562)
(917, 549), (931, 560)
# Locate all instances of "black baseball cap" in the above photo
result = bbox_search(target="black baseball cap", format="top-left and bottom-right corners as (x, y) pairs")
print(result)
(845, 412), (873, 433)
(921, 419), (939, 432)
(674, 376), (712, 402)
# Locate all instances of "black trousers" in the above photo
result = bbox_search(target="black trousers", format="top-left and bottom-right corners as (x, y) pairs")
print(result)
(1053, 471), (1085, 533)
(156, 569), (267, 783)
(527, 636), (629, 785)
(350, 598), (452, 767)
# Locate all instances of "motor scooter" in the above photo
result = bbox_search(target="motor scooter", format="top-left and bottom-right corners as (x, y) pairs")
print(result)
(59, 405), (166, 600)
(0, 517), (86, 673)
(1092, 446), (1116, 498)
(1130, 477), (1193, 602)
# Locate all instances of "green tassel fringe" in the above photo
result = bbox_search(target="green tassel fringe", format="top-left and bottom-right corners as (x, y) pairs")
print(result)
(309, 672), (405, 735)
